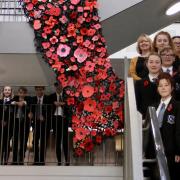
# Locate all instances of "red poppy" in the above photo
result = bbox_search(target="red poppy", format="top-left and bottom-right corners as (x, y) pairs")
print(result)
(82, 85), (94, 98)
(144, 80), (149, 87)
(84, 98), (96, 112)
(96, 135), (102, 144)
(75, 148), (83, 156)
(167, 104), (173, 112)
(75, 128), (89, 140)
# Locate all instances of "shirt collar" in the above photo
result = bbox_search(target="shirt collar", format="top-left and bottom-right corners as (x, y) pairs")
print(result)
(160, 96), (172, 108)
(162, 66), (173, 72)
(148, 74), (158, 82)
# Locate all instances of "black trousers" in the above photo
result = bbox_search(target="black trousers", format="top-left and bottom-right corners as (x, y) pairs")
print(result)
(53, 116), (69, 164)
(12, 118), (30, 164)
(33, 119), (49, 165)
(0, 119), (13, 165)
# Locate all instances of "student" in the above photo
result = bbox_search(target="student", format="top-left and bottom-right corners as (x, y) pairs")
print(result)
(11, 87), (31, 165)
(0, 86), (14, 165)
(172, 36), (180, 72)
(135, 52), (161, 119)
(31, 86), (50, 165)
(49, 82), (69, 165)
(129, 34), (152, 80)
(160, 46), (176, 76)
(153, 31), (173, 53)
(155, 73), (180, 180)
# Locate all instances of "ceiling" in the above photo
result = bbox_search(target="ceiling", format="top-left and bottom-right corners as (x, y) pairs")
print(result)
(101, 0), (180, 55)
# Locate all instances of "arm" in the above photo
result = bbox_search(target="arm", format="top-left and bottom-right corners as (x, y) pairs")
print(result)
(129, 57), (141, 81)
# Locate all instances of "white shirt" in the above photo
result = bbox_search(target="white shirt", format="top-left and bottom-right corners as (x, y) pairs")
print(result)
(162, 66), (173, 76)
(37, 96), (43, 105)
(156, 96), (172, 116)
(54, 93), (63, 116)
(148, 74), (158, 82)
(4, 97), (10, 103)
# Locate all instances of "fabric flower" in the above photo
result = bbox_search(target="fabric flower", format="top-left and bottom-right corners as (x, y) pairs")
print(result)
(74, 48), (88, 63)
(33, 20), (41, 30)
(57, 44), (71, 57)
(144, 80), (149, 87)
(71, 0), (80, 5)
(84, 98), (96, 112)
(82, 85), (94, 98)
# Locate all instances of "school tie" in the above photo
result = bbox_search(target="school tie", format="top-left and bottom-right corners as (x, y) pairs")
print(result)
(166, 68), (170, 74)
(157, 103), (166, 128)
(152, 78), (157, 84)
(37, 98), (42, 119)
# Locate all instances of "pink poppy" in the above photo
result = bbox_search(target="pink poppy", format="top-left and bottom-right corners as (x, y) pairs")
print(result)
(84, 61), (95, 72)
(71, 0), (80, 5)
(33, 20), (41, 30)
(74, 48), (88, 63)
(57, 44), (71, 57)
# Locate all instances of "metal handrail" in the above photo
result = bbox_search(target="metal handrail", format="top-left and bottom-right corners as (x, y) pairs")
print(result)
(148, 106), (170, 180)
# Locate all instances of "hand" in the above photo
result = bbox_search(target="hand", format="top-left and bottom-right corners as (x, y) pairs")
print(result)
(16, 101), (25, 107)
(28, 112), (33, 119)
(175, 155), (180, 163)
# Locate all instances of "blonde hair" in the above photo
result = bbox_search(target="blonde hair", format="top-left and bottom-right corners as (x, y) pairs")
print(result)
(136, 34), (152, 54)
(0, 86), (14, 100)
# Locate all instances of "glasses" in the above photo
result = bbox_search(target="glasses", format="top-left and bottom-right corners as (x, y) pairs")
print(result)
(161, 54), (175, 57)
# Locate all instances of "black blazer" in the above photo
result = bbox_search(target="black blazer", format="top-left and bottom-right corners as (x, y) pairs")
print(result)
(0, 98), (14, 123)
(135, 76), (160, 119)
(12, 96), (31, 118)
(154, 98), (180, 156)
(49, 92), (69, 118)
(30, 95), (50, 120)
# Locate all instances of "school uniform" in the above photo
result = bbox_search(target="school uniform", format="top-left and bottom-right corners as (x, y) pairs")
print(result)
(49, 92), (69, 165)
(0, 98), (14, 164)
(11, 96), (31, 165)
(31, 95), (50, 165)
(135, 75), (160, 119)
(155, 97), (180, 180)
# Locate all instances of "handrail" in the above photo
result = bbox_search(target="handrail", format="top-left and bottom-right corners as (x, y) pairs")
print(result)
(124, 77), (143, 180)
(148, 106), (170, 180)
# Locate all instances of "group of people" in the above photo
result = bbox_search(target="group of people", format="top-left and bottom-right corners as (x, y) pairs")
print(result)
(0, 82), (70, 166)
(129, 32), (180, 179)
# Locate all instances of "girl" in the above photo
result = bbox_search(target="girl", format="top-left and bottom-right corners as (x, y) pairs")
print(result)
(156, 73), (180, 180)
(135, 52), (162, 119)
(0, 86), (14, 165)
(153, 31), (173, 53)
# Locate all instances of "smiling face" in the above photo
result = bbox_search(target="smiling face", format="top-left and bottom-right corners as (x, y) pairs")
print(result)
(3, 86), (12, 98)
(157, 79), (173, 100)
(161, 49), (175, 67)
(155, 34), (170, 52)
(138, 37), (151, 52)
(146, 54), (161, 75)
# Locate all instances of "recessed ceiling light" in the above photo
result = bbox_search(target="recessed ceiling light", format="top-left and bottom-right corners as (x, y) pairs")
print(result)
(166, 2), (180, 16)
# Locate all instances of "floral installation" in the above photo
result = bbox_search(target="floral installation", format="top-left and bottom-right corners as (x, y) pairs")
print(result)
(22, 0), (124, 156)
(143, 80), (149, 87)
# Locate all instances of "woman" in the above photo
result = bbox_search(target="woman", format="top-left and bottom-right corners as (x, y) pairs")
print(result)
(156, 73), (180, 180)
(153, 31), (173, 53)
(129, 34), (152, 80)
